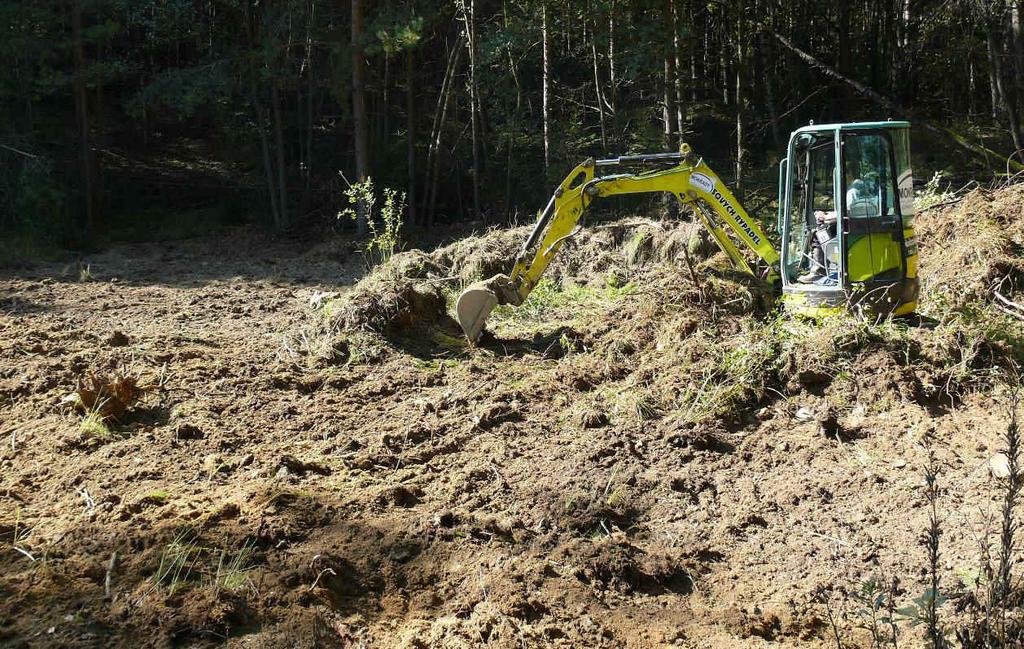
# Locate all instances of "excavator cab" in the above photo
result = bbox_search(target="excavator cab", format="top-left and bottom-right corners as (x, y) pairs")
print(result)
(779, 121), (918, 316)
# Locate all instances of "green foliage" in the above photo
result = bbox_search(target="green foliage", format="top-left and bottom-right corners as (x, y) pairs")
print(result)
(895, 588), (948, 629)
(374, 14), (423, 55)
(915, 172), (956, 211)
(0, 151), (68, 244)
(126, 63), (233, 120)
(105, 205), (232, 243)
(489, 277), (637, 328)
(850, 577), (901, 647)
(0, 0), (1019, 252)
(339, 177), (406, 264)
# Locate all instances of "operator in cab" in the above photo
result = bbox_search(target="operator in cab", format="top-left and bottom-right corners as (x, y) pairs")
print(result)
(798, 178), (869, 284)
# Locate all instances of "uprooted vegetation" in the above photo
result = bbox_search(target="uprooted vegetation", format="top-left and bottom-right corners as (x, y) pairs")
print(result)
(6, 186), (1024, 647)
(296, 186), (1024, 419)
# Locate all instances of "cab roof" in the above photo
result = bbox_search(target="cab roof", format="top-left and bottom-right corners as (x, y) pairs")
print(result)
(792, 120), (911, 135)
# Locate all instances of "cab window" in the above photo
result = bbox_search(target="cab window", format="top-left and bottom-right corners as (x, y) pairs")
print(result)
(842, 133), (898, 218)
(811, 141), (835, 211)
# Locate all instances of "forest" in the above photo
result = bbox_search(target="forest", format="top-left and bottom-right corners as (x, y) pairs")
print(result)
(2, 0), (1024, 249)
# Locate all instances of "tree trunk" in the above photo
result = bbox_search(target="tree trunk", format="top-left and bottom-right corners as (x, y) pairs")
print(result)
(590, 18), (608, 150)
(1012, 2), (1024, 123)
(304, 0), (315, 192)
(837, 1), (852, 110)
(405, 46), (417, 225)
(255, 99), (281, 226)
(672, 0), (684, 134)
(504, 0), (522, 222)
(424, 40), (464, 224)
(1014, 2), (1024, 83)
(542, 0), (552, 173)
(969, 54), (977, 121)
(690, 0), (698, 103)
(72, 0), (98, 242)
(460, 0), (482, 221)
(351, 0), (369, 234)
(428, 47), (462, 224)
(382, 54), (390, 142)
(663, 0), (678, 150)
(608, 0), (616, 112)
(271, 81), (288, 229)
(734, 0), (746, 192)
(982, 6), (1024, 158)
(990, 56), (1001, 121)
(759, 30), (781, 148)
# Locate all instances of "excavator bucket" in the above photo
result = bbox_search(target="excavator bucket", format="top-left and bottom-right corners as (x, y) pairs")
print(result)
(456, 275), (517, 343)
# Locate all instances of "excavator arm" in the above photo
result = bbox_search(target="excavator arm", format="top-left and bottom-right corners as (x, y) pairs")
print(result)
(456, 144), (780, 342)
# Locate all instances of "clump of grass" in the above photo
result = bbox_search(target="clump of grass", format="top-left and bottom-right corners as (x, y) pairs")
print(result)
(79, 405), (113, 438)
(150, 531), (258, 596)
(488, 278), (636, 330)
(213, 538), (257, 594)
(8, 507), (35, 562)
(632, 391), (662, 423)
(605, 486), (631, 510)
(152, 530), (201, 594)
(280, 309), (387, 368)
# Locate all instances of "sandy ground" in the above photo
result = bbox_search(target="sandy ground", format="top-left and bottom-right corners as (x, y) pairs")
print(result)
(0, 222), (1015, 648)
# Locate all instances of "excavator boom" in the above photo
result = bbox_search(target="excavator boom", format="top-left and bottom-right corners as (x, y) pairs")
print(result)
(456, 144), (779, 342)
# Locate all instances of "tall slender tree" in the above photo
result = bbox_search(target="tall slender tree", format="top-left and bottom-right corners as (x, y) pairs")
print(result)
(459, 0), (482, 221)
(72, 0), (98, 241)
(542, 0), (551, 173)
(352, 0), (370, 233)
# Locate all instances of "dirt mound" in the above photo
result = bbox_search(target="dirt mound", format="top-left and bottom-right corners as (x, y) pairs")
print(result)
(325, 218), (720, 343)
(332, 253), (451, 335)
(917, 183), (1024, 313)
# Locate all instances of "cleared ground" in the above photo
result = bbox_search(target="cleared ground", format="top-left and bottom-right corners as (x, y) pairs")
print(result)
(2, 187), (1023, 647)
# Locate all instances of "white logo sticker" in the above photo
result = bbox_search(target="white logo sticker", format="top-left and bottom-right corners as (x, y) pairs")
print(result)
(689, 172), (715, 193)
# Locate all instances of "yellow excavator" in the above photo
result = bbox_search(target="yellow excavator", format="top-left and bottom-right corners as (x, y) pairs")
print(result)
(456, 121), (920, 342)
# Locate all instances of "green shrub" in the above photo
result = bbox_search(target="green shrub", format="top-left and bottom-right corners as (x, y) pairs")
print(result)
(339, 176), (406, 265)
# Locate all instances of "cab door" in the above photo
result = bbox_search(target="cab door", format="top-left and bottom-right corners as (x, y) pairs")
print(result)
(840, 131), (905, 295)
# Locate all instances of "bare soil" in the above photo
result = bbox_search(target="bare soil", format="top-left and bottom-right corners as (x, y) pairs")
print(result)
(1, 191), (1022, 648)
